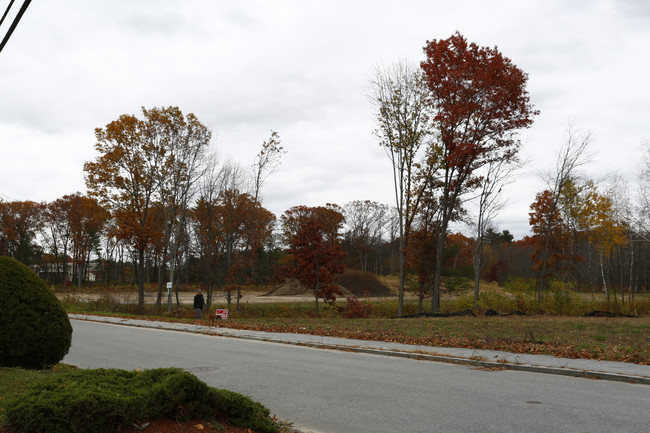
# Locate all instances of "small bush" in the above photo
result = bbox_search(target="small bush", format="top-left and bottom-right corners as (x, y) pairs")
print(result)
(478, 291), (516, 313)
(443, 276), (473, 294)
(444, 294), (474, 313)
(6, 367), (279, 433)
(0, 256), (72, 369)
(210, 388), (276, 433)
(536, 280), (584, 315)
(503, 277), (534, 294)
(630, 297), (650, 316)
(344, 295), (373, 318)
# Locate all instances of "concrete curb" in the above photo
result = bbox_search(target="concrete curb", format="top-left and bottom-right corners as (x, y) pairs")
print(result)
(69, 314), (650, 386)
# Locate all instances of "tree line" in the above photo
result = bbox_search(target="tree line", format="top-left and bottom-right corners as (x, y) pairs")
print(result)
(2, 33), (649, 316)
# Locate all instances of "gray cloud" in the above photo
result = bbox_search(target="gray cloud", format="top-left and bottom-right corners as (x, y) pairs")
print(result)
(1, 0), (649, 239)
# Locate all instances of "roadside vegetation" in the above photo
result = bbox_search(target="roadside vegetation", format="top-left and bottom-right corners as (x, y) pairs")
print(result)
(0, 366), (287, 433)
(59, 276), (650, 365)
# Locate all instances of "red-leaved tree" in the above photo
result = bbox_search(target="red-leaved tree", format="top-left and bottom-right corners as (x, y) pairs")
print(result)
(421, 32), (538, 312)
(281, 205), (346, 316)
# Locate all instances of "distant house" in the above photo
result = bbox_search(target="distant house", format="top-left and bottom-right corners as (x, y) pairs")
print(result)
(34, 261), (100, 284)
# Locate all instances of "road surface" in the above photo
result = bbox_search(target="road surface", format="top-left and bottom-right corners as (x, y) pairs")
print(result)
(64, 320), (649, 433)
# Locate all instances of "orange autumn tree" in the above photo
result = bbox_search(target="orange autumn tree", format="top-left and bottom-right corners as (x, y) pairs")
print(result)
(421, 32), (538, 312)
(281, 205), (346, 316)
(0, 199), (43, 265)
(84, 106), (211, 314)
(529, 189), (572, 290)
(218, 189), (275, 310)
(191, 188), (275, 309)
(43, 193), (108, 287)
(42, 197), (74, 285)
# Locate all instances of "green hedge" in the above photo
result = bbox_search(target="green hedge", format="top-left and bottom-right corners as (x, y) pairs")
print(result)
(0, 256), (72, 369)
(6, 367), (279, 433)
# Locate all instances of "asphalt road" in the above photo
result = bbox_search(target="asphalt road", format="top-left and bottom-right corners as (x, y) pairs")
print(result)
(64, 320), (650, 433)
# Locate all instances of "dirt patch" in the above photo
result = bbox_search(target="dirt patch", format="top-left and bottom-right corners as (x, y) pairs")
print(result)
(121, 418), (250, 433)
(264, 278), (353, 297)
(335, 270), (393, 297)
(265, 270), (393, 298)
(265, 279), (309, 296)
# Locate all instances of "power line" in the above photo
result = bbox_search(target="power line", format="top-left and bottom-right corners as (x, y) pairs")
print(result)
(0, 0), (32, 53)
(0, 0), (16, 27)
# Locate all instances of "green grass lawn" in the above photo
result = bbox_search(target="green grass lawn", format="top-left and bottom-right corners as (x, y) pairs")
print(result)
(216, 315), (650, 364)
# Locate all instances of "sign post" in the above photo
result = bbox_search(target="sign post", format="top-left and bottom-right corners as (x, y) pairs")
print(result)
(215, 309), (229, 320)
(166, 282), (172, 313)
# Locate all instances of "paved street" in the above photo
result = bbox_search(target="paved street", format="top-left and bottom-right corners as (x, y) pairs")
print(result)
(65, 318), (650, 433)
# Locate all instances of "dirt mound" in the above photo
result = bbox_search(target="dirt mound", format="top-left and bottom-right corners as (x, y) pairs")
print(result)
(264, 278), (354, 297)
(265, 270), (392, 298)
(265, 279), (309, 296)
(335, 270), (393, 297)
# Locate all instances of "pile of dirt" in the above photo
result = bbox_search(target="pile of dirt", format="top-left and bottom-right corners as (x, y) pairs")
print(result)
(265, 270), (393, 298)
(264, 278), (353, 297)
(335, 269), (393, 297)
(265, 279), (310, 296)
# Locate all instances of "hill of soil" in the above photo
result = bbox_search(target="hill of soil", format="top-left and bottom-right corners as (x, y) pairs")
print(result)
(266, 270), (392, 298)
(336, 269), (393, 297)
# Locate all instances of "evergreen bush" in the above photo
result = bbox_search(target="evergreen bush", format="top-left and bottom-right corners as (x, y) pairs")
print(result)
(0, 256), (72, 369)
(6, 367), (279, 433)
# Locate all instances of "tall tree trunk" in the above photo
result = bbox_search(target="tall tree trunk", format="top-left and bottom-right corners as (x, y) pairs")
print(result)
(397, 231), (407, 317)
(599, 250), (609, 302)
(137, 248), (145, 314)
(431, 218), (449, 313)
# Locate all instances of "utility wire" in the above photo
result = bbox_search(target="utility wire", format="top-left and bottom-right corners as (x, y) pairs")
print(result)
(0, 0), (16, 27)
(0, 0), (31, 53)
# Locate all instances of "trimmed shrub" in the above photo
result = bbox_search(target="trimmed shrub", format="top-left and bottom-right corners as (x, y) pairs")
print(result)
(0, 256), (72, 369)
(6, 367), (279, 433)
(210, 388), (276, 433)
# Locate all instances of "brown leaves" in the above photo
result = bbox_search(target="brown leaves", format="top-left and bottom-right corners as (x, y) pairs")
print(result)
(421, 32), (537, 159)
(280, 205), (347, 308)
(215, 317), (648, 365)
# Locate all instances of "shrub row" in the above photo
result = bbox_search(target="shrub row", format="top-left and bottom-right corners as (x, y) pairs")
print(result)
(6, 367), (279, 433)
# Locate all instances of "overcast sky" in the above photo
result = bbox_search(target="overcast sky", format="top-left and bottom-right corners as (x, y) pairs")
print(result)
(1, 0), (649, 239)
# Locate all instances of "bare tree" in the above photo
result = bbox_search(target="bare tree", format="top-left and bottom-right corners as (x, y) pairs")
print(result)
(239, 131), (285, 309)
(252, 130), (285, 208)
(150, 108), (212, 312)
(469, 157), (521, 309)
(343, 200), (389, 272)
(194, 160), (250, 308)
(534, 124), (592, 303)
(636, 139), (650, 237)
(191, 156), (225, 306)
(370, 60), (432, 317)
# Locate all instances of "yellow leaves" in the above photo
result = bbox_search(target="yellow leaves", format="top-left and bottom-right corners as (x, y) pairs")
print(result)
(575, 183), (628, 257)
(194, 423), (204, 430)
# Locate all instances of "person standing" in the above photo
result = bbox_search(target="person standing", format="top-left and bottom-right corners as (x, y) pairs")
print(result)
(193, 288), (205, 328)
